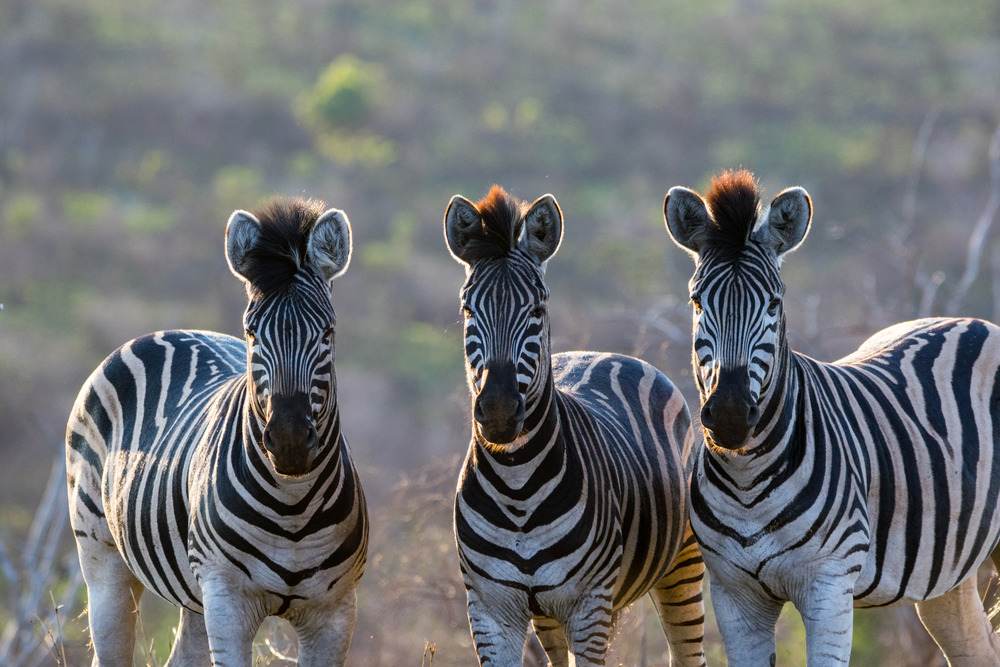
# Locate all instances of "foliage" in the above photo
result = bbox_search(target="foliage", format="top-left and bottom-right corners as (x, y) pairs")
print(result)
(297, 55), (396, 167)
(298, 55), (386, 133)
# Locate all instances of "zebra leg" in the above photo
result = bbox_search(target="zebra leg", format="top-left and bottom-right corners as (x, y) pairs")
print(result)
(466, 589), (530, 666)
(530, 616), (569, 666)
(562, 600), (614, 667)
(290, 591), (358, 667)
(77, 543), (146, 667)
(916, 574), (1000, 666)
(796, 583), (855, 665)
(709, 580), (782, 667)
(200, 579), (263, 666)
(648, 527), (706, 667)
(163, 607), (209, 666)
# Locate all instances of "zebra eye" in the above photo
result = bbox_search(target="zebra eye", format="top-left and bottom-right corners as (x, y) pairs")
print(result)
(690, 295), (703, 314)
(321, 326), (334, 344)
(245, 326), (257, 341)
(462, 306), (474, 320)
(530, 304), (546, 319)
(767, 296), (782, 316)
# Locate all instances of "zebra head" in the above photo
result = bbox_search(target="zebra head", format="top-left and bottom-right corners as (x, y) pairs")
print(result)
(664, 170), (811, 451)
(225, 198), (352, 476)
(444, 186), (563, 449)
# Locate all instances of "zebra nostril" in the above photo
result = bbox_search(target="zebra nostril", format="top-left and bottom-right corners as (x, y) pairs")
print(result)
(747, 403), (761, 426)
(700, 403), (715, 430)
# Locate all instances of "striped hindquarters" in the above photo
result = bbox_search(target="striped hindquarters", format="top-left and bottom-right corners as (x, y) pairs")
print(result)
(839, 318), (1000, 604)
(66, 330), (245, 609)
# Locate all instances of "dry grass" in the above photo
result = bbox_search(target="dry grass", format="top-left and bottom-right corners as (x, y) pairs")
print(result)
(6, 451), (1000, 666)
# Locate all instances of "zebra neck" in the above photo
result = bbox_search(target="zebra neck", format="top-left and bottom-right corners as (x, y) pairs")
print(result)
(727, 335), (801, 463)
(241, 400), (345, 494)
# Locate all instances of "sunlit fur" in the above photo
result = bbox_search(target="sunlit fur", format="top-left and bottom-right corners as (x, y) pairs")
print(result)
(66, 197), (367, 666)
(668, 170), (1000, 666)
(690, 173), (785, 452)
(448, 187), (706, 667)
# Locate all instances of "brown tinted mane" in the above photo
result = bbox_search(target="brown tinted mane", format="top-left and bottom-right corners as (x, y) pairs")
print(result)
(704, 169), (762, 251)
(241, 197), (327, 294)
(459, 185), (527, 262)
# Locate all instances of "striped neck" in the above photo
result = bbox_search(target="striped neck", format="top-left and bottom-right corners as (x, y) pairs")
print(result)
(749, 332), (799, 456)
(241, 383), (344, 490)
(702, 324), (801, 477)
(473, 367), (560, 468)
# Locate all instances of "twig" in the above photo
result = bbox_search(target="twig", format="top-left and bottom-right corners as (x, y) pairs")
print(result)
(948, 122), (1000, 315)
(901, 105), (941, 230)
(0, 443), (79, 666)
(421, 641), (436, 667)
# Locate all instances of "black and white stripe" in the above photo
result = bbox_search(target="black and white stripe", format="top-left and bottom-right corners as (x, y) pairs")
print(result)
(445, 186), (706, 666)
(66, 198), (367, 666)
(665, 169), (1000, 666)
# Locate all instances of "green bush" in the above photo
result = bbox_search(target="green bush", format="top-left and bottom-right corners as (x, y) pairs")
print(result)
(297, 55), (385, 133)
(2, 192), (44, 239)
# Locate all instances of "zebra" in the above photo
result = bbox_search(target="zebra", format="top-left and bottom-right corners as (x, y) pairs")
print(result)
(444, 185), (706, 666)
(663, 168), (1000, 666)
(65, 198), (368, 666)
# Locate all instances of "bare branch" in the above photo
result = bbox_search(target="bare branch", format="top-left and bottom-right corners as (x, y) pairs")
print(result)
(948, 123), (1000, 315)
(0, 448), (78, 666)
(916, 268), (945, 319)
(901, 104), (942, 229)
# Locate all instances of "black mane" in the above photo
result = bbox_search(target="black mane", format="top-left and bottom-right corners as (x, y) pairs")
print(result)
(241, 197), (328, 295)
(704, 169), (762, 251)
(460, 185), (527, 262)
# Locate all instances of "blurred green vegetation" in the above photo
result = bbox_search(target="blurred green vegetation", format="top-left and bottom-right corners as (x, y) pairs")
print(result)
(1, 0), (998, 663)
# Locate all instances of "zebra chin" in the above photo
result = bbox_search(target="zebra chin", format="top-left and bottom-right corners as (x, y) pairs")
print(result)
(265, 448), (317, 476)
(475, 419), (526, 447)
(703, 426), (752, 452)
(262, 425), (319, 476)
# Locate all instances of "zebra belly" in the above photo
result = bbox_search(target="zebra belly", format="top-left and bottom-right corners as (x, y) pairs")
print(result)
(694, 461), (1000, 611)
(852, 488), (1000, 607)
(103, 447), (204, 611)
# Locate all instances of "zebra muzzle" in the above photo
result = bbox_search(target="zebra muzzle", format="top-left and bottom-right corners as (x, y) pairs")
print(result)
(701, 368), (760, 450)
(263, 393), (319, 476)
(473, 363), (526, 445)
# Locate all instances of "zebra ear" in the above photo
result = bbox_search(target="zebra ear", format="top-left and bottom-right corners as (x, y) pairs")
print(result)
(226, 210), (262, 283)
(756, 187), (811, 258)
(520, 194), (563, 266)
(664, 187), (710, 259)
(308, 208), (353, 282)
(444, 195), (482, 266)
